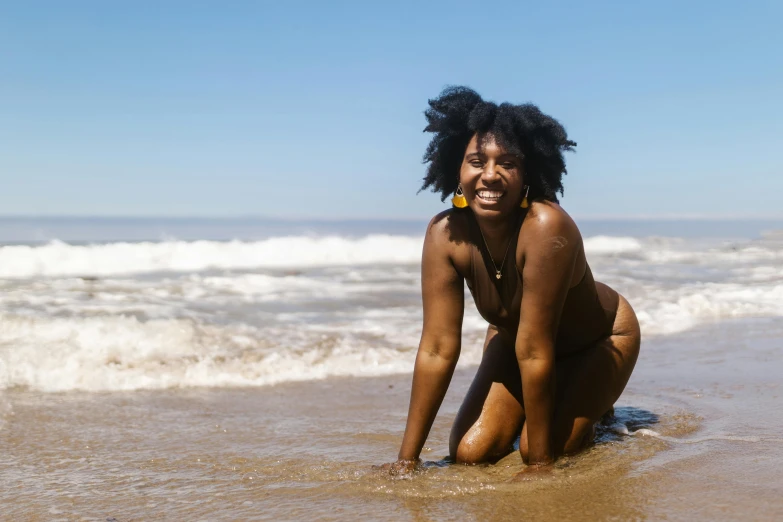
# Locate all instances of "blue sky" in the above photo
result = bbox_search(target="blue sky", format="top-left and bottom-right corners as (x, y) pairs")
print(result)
(1, 1), (781, 219)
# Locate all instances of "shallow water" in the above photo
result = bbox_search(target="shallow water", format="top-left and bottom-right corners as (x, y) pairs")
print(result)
(0, 381), (671, 520)
(2, 229), (783, 392)
(1, 220), (783, 519)
(1, 319), (781, 520)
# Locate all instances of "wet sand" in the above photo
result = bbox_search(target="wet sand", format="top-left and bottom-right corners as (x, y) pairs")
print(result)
(1, 317), (782, 521)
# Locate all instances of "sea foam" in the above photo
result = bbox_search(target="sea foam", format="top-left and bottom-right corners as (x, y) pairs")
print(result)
(1, 233), (782, 391)
(0, 236), (424, 279)
(0, 313), (486, 392)
(0, 234), (659, 279)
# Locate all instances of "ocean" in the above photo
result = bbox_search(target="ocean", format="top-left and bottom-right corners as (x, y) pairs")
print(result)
(1, 216), (782, 520)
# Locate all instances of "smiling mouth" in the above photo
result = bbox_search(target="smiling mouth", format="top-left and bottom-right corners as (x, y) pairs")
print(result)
(476, 189), (505, 203)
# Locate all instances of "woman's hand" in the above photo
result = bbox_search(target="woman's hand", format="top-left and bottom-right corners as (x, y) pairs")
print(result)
(511, 463), (554, 482)
(375, 459), (420, 477)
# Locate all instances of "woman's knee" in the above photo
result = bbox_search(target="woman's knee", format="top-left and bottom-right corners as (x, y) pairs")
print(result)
(561, 421), (596, 456)
(452, 436), (486, 464)
(453, 438), (488, 464)
(519, 418), (596, 463)
(452, 428), (513, 464)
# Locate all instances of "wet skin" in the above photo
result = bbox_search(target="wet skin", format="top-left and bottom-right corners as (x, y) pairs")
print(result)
(392, 135), (641, 473)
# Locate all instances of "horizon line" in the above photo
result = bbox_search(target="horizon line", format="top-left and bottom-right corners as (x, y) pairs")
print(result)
(1, 213), (783, 222)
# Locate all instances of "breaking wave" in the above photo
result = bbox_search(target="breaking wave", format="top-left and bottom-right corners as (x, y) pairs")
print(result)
(1, 232), (782, 391)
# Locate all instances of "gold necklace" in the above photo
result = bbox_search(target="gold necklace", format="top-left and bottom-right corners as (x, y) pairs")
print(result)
(476, 224), (515, 280)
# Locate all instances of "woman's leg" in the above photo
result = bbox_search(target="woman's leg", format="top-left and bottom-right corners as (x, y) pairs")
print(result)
(449, 325), (525, 464)
(451, 294), (641, 465)
(519, 293), (641, 461)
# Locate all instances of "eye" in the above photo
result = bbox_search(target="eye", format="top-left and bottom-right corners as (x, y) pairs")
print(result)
(501, 162), (516, 170)
(469, 160), (483, 168)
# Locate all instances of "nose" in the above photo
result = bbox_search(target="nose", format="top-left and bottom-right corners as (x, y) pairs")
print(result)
(481, 161), (500, 182)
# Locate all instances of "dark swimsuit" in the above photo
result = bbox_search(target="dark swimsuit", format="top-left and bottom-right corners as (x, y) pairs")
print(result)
(463, 210), (613, 351)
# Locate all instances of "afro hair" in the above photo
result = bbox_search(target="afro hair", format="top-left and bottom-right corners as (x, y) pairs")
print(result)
(420, 86), (576, 204)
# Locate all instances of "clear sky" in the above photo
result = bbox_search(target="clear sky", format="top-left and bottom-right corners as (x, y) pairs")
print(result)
(1, 1), (781, 219)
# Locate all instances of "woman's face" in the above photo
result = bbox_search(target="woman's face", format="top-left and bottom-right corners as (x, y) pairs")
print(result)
(459, 134), (525, 220)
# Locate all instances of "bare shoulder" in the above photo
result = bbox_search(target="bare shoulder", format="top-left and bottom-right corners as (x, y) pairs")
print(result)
(518, 201), (583, 259)
(425, 209), (471, 248)
(424, 209), (472, 271)
(521, 201), (580, 240)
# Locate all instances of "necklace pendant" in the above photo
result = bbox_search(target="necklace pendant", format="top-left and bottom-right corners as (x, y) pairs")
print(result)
(496, 272), (502, 280)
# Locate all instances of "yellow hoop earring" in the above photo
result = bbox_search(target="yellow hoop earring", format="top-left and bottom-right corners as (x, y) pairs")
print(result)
(452, 185), (468, 208)
(520, 185), (530, 208)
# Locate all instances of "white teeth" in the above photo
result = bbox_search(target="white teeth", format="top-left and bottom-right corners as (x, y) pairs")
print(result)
(477, 190), (504, 200)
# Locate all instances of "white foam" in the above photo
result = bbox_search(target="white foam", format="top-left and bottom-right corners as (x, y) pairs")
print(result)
(0, 311), (486, 392)
(583, 236), (642, 255)
(608, 423), (763, 444)
(629, 283), (783, 336)
(0, 236), (424, 279)
(642, 244), (783, 265)
(2, 232), (783, 391)
(0, 234), (686, 279)
(629, 428), (761, 444)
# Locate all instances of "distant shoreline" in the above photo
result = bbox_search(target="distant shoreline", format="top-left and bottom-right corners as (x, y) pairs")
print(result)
(1, 214), (783, 221)
(2, 216), (781, 243)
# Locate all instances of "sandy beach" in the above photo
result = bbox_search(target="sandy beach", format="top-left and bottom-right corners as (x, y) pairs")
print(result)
(4, 0), (782, 518)
(1, 317), (781, 520)
(1, 219), (782, 520)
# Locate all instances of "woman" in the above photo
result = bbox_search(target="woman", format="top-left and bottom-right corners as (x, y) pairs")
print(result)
(390, 87), (641, 477)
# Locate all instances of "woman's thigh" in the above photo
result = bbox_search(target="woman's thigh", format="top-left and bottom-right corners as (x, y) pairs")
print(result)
(453, 294), (641, 465)
(520, 293), (641, 461)
(449, 325), (525, 464)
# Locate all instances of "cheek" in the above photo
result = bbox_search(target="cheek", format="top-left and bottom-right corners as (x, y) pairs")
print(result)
(504, 177), (525, 202)
(511, 172), (525, 190)
(457, 164), (468, 183)
(458, 164), (479, 185)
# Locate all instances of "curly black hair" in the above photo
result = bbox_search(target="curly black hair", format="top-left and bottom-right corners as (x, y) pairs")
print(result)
(420, 86), (576, 203)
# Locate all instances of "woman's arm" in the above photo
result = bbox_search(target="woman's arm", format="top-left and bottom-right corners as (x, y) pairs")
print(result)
(516, 204), (581, 465)
(397, 215), (465, 462)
